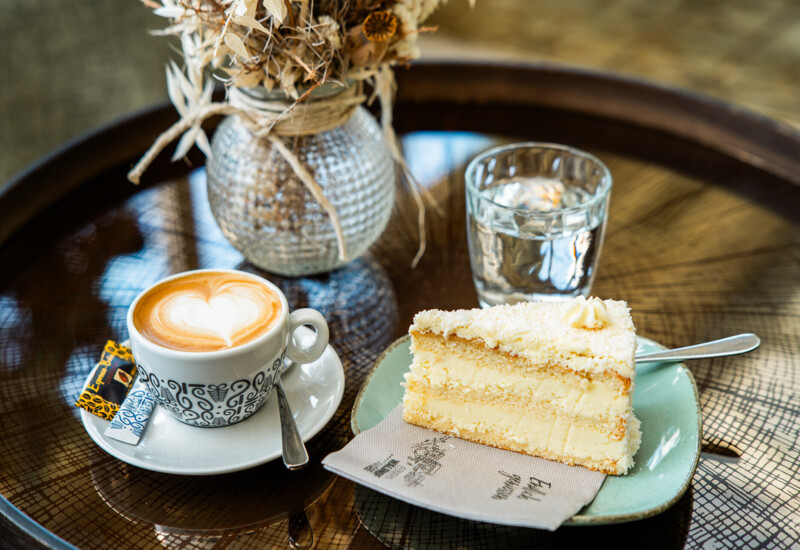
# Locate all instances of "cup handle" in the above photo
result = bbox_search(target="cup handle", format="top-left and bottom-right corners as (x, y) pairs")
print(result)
(286, 309), (329, 364)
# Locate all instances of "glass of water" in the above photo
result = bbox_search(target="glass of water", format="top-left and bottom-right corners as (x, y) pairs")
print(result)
(465, 143), (612, 307)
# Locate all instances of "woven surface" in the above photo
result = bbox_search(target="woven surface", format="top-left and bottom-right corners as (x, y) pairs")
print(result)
(3, 0), (799, 186)
(428, 0), (800, 128)
(0, 1), (170, 185)
(0, 75), (798, 547)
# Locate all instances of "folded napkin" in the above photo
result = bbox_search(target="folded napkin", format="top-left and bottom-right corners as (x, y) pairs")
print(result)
(323, 405), (606, 531)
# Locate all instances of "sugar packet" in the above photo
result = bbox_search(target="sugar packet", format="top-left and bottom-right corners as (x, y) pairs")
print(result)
(103, 375), (156, 444)
(75, 340), (155, 445)
(75, 341), (137, 420)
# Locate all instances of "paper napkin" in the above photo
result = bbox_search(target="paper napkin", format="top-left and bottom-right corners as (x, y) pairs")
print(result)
(323, 405), (606, 531)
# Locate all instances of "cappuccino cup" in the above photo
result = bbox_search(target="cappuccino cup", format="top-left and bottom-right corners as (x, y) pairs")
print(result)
(126, 269), (329, 428)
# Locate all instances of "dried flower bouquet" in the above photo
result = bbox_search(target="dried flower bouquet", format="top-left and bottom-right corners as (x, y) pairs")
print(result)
(130, 0), (468, 265)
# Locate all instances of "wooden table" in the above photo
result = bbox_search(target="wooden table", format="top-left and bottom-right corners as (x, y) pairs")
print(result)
(1, 63), (798, 549)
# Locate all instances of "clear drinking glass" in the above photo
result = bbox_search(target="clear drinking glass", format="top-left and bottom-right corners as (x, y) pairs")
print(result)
(465, 143), (612, 307)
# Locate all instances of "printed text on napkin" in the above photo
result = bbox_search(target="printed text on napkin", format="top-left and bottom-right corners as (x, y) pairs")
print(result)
(323, 405), (607, 531)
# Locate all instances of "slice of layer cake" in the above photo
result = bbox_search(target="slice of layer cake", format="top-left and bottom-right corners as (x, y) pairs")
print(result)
(402, 297), (641, 475)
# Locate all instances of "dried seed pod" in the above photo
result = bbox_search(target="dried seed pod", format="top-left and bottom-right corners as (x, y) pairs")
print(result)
(362, 11), (398, 42)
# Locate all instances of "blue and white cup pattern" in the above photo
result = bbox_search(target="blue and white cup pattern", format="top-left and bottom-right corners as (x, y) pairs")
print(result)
(136, 353), (284, 427)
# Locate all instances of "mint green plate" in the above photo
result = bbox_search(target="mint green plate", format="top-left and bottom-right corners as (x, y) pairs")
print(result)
(351, 335), (701, 525)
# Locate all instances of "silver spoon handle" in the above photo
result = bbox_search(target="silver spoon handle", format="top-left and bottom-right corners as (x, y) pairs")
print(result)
(635, 333), (761, 363)
(276, 379), (309, 470)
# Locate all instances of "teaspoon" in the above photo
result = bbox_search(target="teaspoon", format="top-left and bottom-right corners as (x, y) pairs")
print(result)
(635, 333), (760, 363)
(276, 359), (309, 470)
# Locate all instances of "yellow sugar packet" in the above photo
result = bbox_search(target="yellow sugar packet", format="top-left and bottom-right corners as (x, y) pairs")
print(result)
(75, 341), (137, 421)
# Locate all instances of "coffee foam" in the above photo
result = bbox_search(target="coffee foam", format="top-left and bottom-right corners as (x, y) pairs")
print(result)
(133, 272), (282, 352)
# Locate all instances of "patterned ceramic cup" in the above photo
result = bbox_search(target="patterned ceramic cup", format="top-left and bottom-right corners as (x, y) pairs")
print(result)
(126, 269), (329, 428)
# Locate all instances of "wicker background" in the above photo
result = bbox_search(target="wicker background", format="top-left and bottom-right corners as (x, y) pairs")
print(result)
(2, 0), (799, 184)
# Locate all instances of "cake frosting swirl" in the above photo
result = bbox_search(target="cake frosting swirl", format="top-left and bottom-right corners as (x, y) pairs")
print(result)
(563, 296), (610, 329)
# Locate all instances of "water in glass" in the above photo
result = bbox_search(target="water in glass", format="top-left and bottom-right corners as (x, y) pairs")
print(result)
(467, 176), (606, 307)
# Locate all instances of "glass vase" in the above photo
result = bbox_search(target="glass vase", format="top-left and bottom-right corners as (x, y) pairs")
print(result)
(206, 105), (395, 276)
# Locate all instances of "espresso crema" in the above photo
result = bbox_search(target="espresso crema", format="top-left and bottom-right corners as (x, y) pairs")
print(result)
(133, 272), (282, 352)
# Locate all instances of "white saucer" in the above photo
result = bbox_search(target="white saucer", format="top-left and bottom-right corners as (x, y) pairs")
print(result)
(80, 328), (345, 475)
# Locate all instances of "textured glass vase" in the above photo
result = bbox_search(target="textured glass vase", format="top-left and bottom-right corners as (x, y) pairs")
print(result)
(206, 105), (395, 276)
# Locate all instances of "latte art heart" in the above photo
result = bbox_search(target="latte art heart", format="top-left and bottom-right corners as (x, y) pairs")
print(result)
(165, 292), (264, 347)
(133, 273), (282, 352)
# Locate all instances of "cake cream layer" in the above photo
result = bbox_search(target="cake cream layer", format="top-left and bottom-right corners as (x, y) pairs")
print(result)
(405, 379), (629, 440)
(403, 392), (641, 475)
(409, 331), (632, 421)
(411, 300), (636, 379)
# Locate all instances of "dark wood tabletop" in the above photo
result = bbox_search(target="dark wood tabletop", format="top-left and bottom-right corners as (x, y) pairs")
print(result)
(1, 62), (798, 549)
